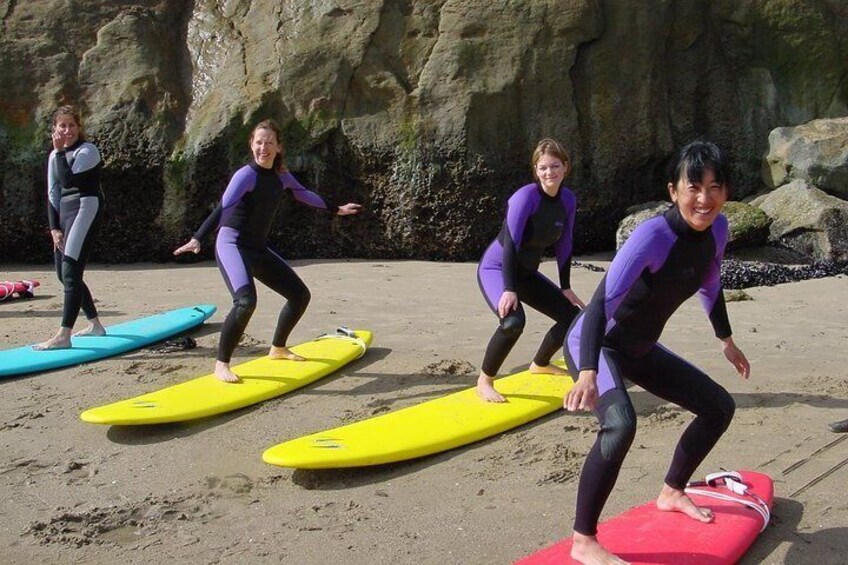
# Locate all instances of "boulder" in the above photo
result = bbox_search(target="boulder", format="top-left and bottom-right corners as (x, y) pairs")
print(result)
(763, 117), (848, 199)
(755, 179), (848, 262)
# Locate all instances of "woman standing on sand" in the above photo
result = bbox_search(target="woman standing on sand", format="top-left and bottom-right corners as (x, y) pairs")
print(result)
(35, 106), (106, 350)
(174, 119), (361, 382)
(563, 140), (750, 565)
(475, 138), (584, 402)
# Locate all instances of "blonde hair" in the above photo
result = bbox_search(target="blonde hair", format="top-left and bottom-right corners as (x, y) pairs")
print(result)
(531, 138), (571, 180)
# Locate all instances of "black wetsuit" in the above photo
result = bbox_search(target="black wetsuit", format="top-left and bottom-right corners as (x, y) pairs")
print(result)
(477, 182), (580, 376)
(563, 206), (736, 536)
(193, 162), (336, 363)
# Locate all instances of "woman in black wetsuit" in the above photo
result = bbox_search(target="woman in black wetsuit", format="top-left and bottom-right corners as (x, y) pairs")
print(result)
(174, 119), (361, 382)
(563, 141), (750, 565)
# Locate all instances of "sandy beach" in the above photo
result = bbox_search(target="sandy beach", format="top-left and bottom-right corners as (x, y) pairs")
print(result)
(1, 258), (846, 564)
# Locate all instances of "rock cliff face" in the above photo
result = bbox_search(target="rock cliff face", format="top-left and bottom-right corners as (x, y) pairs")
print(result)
(2, 0), (847, 262)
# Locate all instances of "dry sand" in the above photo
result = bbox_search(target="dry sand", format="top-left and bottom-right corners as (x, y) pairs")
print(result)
(1, 258), (846, 564)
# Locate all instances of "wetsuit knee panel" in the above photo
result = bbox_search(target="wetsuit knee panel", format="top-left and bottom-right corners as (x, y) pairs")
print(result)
(599, 402), (637, 462)
(233, 289), (258, 316)
(499, 312), (525, 339)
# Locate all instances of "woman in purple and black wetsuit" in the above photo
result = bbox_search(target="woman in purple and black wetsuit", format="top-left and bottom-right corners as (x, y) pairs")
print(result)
(35, 106), (106, 350)
(174, 119), (361, 383)
(476, 138), (584, 402)
(563, 141), (750, 565)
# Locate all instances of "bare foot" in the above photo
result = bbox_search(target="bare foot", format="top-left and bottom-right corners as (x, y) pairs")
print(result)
(33, 329), (72, 351)
(214, 361), (240, 383)
(656, 484), (714, 523)
(268, 346), (306, 361)
(529, 361), (568, 375)
(476, 373), (506, 403)
(74, 318), (106, 337)
(571, 532), (630, 565)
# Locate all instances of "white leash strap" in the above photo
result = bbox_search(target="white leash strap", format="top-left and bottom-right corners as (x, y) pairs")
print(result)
(685, 472), (771, 532)
(314, 326), (368, 359)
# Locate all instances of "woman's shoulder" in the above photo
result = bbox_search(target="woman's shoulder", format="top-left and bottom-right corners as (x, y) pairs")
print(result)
(558, 185), (577, 203)
(508, 182), (539, 202)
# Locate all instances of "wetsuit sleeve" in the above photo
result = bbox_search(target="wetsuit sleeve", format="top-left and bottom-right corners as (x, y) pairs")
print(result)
(578, 221), (664, 371)
(698, 216), (732, 339)
(193, 166), (254, 241)
(502, 187), (537, 292)
(555, 189), (577, 289)
(192, 203), (223, 242)
(54, 143), (101, 189)
(46, 152), (61, 230)
(280, 172), (337, 212)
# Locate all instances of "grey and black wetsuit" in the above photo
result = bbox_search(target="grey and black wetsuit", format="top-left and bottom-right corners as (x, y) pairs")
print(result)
(477, 182), (580, 376)
(193, 162), (336, 363)
(47, 139), (103, 328)
(564, 205), (736, 536)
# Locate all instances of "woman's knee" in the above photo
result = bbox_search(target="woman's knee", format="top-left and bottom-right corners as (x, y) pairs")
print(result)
(233, 290), (257, 317)
(713, 387), (736, 431)
(499, 311), (526, 340)
(599, 403), (637, 462)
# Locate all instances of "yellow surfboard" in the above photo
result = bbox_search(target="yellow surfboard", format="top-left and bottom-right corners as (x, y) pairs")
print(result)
(80, 329), (372, 425)
(262, 363), (572, 468)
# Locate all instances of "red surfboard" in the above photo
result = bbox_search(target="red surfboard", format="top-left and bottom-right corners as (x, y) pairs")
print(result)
(0, 279), (40, 301)
(515, 470), (773, 565)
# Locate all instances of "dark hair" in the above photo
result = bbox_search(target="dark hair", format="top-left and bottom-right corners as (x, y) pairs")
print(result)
(670, 140), (730, 190)
(52, 105), (86, 141)
(249, 119), (286, 173)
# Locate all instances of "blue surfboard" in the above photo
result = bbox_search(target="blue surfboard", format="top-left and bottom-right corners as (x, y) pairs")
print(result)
(0, 304), (216, 378)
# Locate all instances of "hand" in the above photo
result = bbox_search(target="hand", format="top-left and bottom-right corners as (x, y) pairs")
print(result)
(721, 337), (750, 379)
(51, 130), (67, 151)
(562, 288), (585, 309)
(337, 203), (362, 216)
(565, 369), (599, 411)
(497, 291), (519, 319)
(50, 229), (64, 252)
(173, 238), (201, 256)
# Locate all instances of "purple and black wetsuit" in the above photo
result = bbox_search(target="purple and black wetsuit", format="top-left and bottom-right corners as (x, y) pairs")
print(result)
(564, 205), (736, 536)
(193, 162), (336, 363)
(477, 182), (579, 376)
(47, 139), (103, 328)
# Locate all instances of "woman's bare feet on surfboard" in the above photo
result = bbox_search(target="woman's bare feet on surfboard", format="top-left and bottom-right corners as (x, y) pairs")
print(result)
(571, 533), (630, 565)
(74, 318), (106, 337)
(268, 346), (305, 362)
(529, 362), (568, 375)
(476, 373), (506, 403)
(656, 484), (714, 522)
(33, 328), (72, 350)
(214, 361), (240, 383)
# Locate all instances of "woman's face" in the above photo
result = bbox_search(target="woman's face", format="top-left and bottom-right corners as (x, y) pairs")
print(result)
(251, 127), (281, 169)
(535, 154), (566, 194)
(669, 168), (728, 231)
(53, 114), (80, 147)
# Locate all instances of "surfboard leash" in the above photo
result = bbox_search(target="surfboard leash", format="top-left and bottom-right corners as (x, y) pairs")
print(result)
(685, 471), (771, 532)
(315, 326), (368, 359)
